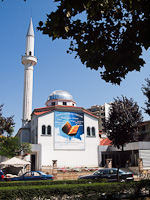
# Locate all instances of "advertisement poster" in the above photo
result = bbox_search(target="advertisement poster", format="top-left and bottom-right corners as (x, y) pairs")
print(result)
(54, 111), (84, 150)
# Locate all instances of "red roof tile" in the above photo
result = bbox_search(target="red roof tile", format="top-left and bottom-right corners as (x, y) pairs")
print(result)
(34, 110), (50, 116)
(138, 120), (150, 127)
(100, 138), (112, 146)
(32, 105), (99, 119)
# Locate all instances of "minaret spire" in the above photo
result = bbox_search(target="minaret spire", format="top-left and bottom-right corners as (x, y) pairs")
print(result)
(25, 17), (35, 57)
(22, 18), (37, 127)
(27, 18), (34, 37)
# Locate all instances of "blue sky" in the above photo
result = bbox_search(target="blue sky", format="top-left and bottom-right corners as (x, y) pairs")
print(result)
(0, 0), (149, 135)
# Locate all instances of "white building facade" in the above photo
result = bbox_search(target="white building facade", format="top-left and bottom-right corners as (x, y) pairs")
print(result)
(30, 99), (99, 169)
(19, 90), (100, 170)
(18, 19), (100, 171)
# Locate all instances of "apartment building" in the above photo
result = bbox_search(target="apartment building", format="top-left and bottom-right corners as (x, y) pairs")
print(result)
(87, 103), (111, 136)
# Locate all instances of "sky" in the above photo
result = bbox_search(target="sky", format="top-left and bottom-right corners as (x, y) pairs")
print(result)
(0, 0), (149, 135)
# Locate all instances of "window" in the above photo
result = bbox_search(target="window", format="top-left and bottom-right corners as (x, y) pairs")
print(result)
(109, 169), (117, 174)
(42, 125), (46, 135)
(51, 102), (55, 106)
(47, 125), (51, 135)
(24, 172), (32, 177)
(87, 127), (96, 137)
(103, 170), (109, 175)
(63, 102), (67, 105)
(93, 170), (102, 175)
(101, 107), (104, 111)
(34, 172), (40, 177)
(87, 127), (90, 136)
(101, 118), (105, 122)
(29, 51), (32, 56)
(42, 125), (51, 136)
(92, 127), (95, 136)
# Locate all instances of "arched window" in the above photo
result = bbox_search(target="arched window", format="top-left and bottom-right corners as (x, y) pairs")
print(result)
(42, 125), (46, 135)
(47, 125), (51, 135)
(87, 127), (90, 136)
(51, 102), (55, 106)
(92, 127), (95, 136)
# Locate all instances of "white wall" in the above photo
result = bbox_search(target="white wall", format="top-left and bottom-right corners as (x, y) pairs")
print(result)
(46, 100), (76, 107)
(105, 103), (111, 119)
(139, 150), (150, 169)
(35, 111), (99, 168)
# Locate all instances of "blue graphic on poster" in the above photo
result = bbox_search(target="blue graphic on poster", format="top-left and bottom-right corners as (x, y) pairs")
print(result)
(54, 111), (84, 150)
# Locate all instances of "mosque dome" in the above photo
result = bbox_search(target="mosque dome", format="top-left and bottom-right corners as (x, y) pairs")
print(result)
(47, 90), (74, 101)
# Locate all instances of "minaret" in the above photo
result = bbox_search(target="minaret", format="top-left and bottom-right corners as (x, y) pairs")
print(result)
(22, 18), (37, 127)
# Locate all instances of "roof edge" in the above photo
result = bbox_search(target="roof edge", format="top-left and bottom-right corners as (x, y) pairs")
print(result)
(32, 105), (99, 119)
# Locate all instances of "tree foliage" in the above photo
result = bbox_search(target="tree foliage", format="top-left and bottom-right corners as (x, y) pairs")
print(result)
(21, 142), (32, 156)
(0, 104), (15, 136)
(142, 77), (150, 116)
(104, 96), (143, 151)
(0, 104), (32, 158)
(0, 136), (32, 158)
(38, 0), (150, 84)
(0, 136), (20, 158)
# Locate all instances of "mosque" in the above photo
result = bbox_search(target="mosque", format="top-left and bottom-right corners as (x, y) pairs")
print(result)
(17, 18), (100, 171)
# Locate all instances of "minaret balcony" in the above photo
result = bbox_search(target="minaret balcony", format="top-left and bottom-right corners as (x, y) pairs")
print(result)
(22, 55), (37, 66)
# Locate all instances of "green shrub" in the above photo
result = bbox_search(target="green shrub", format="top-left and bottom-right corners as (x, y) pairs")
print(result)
(0, 180), (149, 199)
(0, 178), (107, 187)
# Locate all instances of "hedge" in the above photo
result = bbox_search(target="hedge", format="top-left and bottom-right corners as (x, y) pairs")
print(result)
(0, 182), (127, 200)
(0, 178), (107, 187)
(0, 180), (150, 199)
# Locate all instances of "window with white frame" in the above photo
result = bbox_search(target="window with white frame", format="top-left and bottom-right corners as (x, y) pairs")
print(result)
(92, 127), (95, 136)
(42, 125), (52, 136)
(87, 127), (90, 136)
(42, 125), (46, 135)
(87, 126), (96, 137)
(47, 125), (51, 135)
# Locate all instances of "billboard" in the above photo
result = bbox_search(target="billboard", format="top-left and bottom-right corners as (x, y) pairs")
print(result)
(54, 111), (84, 150)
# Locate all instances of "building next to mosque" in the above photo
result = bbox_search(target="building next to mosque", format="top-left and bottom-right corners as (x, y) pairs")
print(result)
(17, 18), (100, 171)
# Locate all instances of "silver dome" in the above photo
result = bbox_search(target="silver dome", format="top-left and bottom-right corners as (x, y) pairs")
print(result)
(48, 90), (74, 101)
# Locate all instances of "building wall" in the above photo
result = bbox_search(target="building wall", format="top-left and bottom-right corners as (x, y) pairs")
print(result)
(20, 121), (31, 143)
(98, 142), (150, 169)
(138, 121), (150, 141)
(30, 115), (38, 144)
(46, 100), (76, 107)
(31, 111), (99, 168)
(139, 150), (150, 169)
(104, 103), (111, 119)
